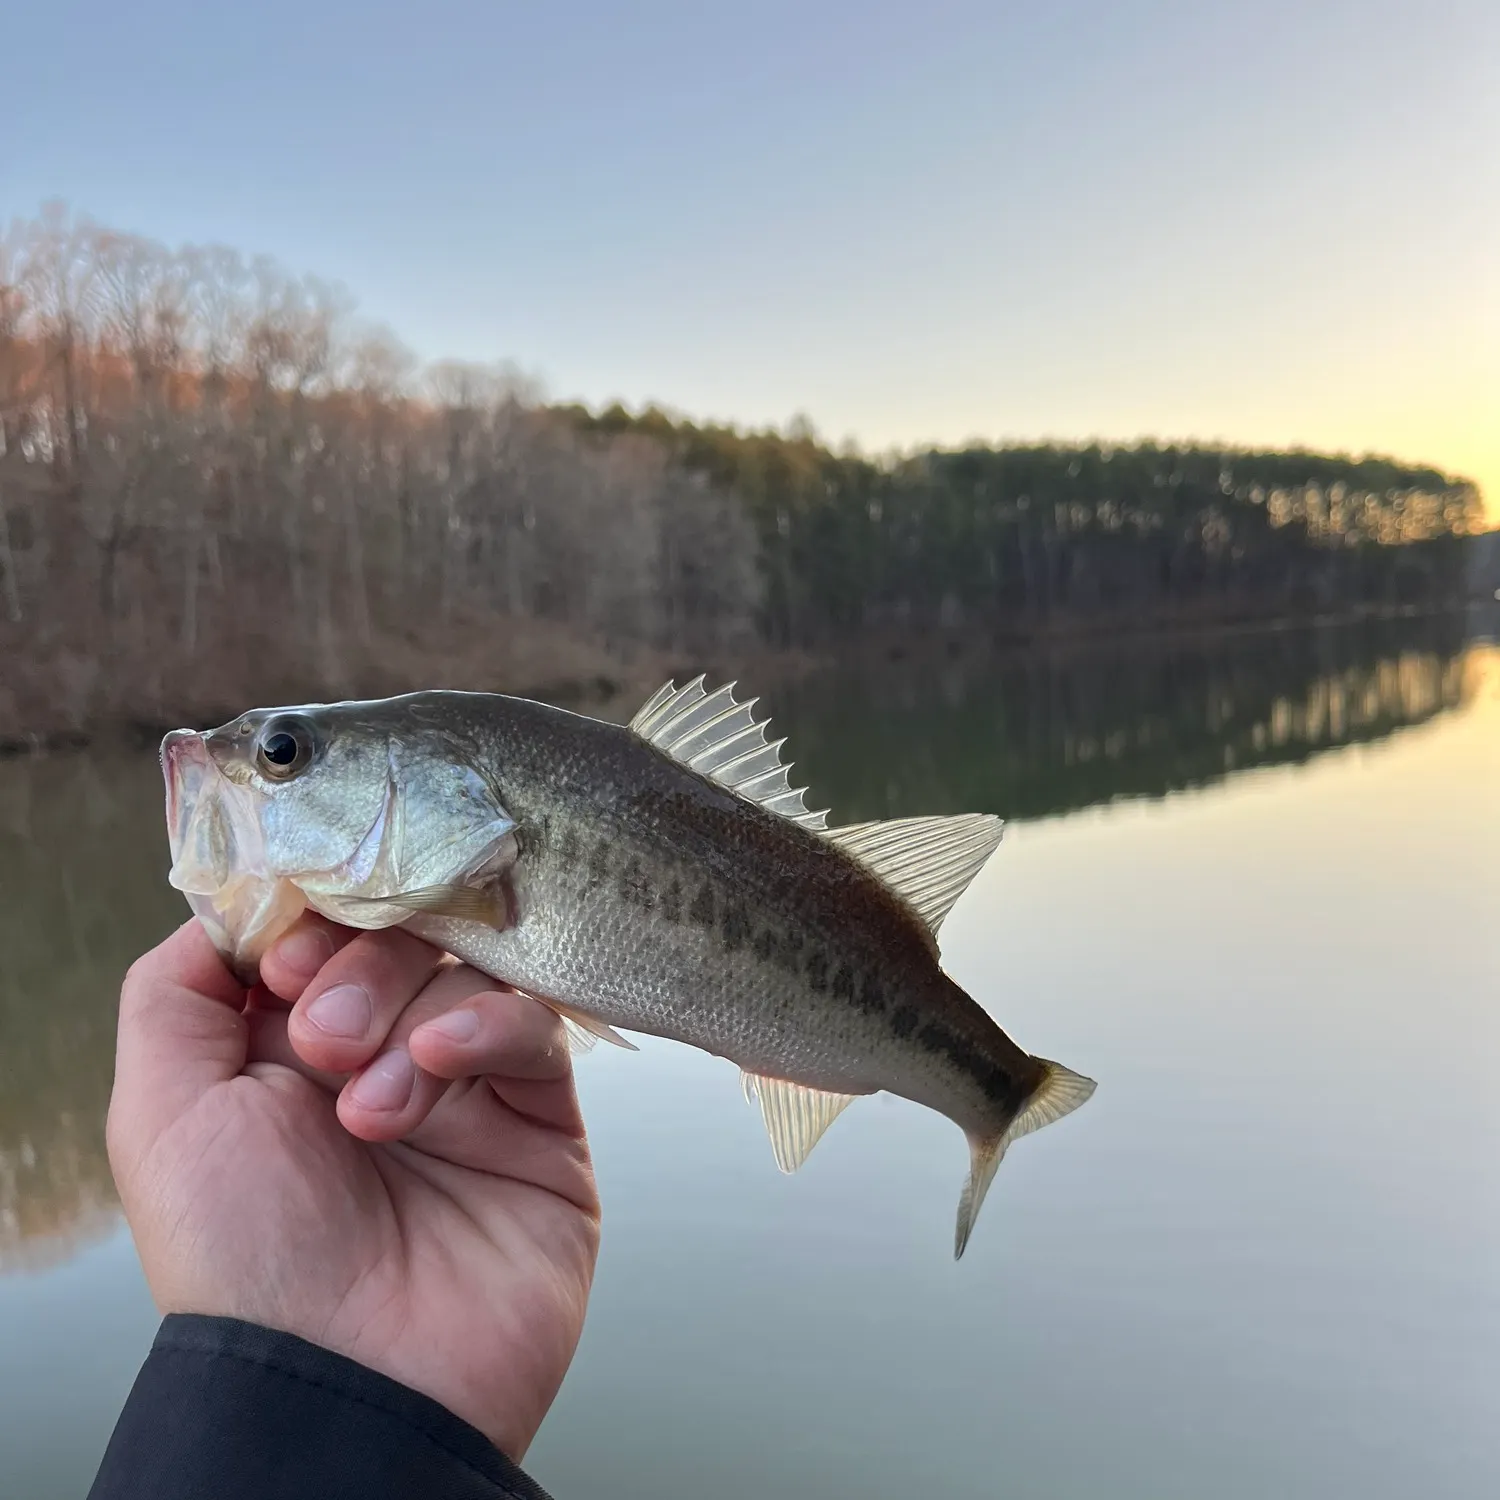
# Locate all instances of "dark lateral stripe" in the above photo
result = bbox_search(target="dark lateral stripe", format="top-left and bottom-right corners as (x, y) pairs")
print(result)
(619, 854), (655, 908)
(689, 883), (716, 927)
(915, 1019), (1020, 1105)
(721, 901), (751, 950)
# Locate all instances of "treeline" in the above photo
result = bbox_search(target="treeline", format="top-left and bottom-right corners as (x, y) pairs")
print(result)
(0, 205), (1484, 741)
(0, 207), (759, 741)
(565, 406), (1483, 646)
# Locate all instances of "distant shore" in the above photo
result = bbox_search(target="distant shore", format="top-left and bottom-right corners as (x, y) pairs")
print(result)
(2, 600), (1476, 761)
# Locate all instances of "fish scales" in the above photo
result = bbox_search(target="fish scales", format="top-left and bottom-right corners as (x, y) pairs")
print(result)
(435, 738), (1032, 1128)
(409, 700), (1032, 1130)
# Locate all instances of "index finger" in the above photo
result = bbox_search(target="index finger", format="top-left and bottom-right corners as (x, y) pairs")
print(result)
(112, 918), (249, 1147)
(257, 913), (360, 1002)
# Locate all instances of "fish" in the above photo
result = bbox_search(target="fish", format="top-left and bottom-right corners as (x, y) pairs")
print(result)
(160, 676), (1096, 1256)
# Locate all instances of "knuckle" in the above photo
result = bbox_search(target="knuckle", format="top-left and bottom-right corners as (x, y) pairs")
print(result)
(103, 1092), (133, 1177)
(118, 957), (155, 1019)
(347, 927), (435, 989)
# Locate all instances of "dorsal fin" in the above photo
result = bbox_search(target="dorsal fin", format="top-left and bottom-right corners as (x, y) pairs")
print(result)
(821, 814), (1004, 938)
(630, 677), (829, 830)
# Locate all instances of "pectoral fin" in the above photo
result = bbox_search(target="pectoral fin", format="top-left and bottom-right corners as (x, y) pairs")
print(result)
(390, 883), (510, 924)
(320, 882), (510, 929)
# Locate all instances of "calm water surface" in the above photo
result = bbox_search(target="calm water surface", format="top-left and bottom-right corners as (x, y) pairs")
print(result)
(2, 617), (1496, 1498)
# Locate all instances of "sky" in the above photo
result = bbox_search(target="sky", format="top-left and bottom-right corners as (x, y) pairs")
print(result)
(4, 0), (1497, 513)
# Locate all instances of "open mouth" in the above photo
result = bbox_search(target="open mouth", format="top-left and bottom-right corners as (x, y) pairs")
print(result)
(161, 730), (235, 895)
(159, 728), (308, 981)
(161, 729), (207, 848)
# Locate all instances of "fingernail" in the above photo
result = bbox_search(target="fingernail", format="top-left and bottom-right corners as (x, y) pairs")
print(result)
(273, 924), (336, 979)
(349, 1049), (416, 1112)
(423, 1010), (479, 1044)
(304, 983), (372, 1039)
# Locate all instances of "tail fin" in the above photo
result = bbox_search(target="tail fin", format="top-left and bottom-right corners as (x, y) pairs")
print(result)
(955, 1057), (1097, 1259)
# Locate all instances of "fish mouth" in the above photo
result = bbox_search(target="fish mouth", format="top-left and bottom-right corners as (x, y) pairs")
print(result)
(160, 729), (233, 894)
(158, 727), (307, 982)
(161, 729), (205, 850)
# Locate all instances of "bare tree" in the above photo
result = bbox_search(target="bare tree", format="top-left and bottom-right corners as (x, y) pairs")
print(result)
(0, 207), (761, 745)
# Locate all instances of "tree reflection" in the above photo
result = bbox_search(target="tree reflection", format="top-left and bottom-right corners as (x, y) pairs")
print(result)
(765, 615), (1477, 822)
(0, 752), (181, 1271)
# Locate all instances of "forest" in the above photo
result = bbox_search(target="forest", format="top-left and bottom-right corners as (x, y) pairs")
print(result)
(0, 205), (1485, 745)
(566, 406), (1483, 646)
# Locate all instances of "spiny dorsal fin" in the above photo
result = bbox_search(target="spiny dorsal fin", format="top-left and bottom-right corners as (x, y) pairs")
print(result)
(630, 677), (829, 830)
(820, 814), (1004, 938)
(741, 1071), (861, 1172)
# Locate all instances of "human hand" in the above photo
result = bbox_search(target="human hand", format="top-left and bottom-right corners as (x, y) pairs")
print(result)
(106, 915), (600, 1460)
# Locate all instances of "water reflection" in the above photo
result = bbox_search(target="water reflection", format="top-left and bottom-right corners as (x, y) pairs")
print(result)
(771, 615), (1476, 821)
(0, 753), (184, 1271)
(0, 615), (1480, 1272)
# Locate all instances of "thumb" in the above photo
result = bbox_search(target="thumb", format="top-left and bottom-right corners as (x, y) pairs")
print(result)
(110, 918), (249, 1151)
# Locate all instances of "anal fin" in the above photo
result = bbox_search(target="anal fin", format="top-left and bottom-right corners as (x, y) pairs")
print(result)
(741, 1071), (860, 1172)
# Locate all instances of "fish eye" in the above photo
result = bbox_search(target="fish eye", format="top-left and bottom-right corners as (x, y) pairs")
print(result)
(255, 720), (314, 779)
(263, 733), (297, 764)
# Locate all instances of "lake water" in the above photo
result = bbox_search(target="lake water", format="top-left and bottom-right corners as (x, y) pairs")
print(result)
(2, 614), (1496, 1498)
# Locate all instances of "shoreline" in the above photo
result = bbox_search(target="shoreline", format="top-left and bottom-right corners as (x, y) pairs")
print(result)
(1, 601), (1477, 762)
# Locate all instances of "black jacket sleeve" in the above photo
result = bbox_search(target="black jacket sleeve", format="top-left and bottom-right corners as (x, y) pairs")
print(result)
(87, 1314), (556, 1500)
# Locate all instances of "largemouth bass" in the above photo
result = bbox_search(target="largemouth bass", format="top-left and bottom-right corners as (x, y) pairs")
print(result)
(161, 676), (1095, 1256)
